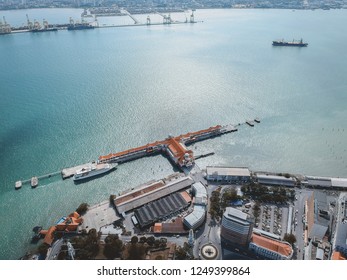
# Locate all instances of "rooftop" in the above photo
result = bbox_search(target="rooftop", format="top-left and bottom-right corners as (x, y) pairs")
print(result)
(153, 217), (187, 234)
(183, 205), (206, 227)
(256, 174), (295, 182)
(251, 233), (293, 257)
(331, 178), (347, 188)
(206, 166), (250, 177)
(335, 223), (347, 249)
(331, 251), (346, 260)
(224, 207), (250, 222)
(115, 176), (194, 213)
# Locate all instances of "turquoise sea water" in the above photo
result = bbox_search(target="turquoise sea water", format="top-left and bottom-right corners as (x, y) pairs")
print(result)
(1, 8), (347, 259)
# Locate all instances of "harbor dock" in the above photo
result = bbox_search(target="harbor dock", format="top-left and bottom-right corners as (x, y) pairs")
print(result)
(97, 123), (239, 169)
(2, 10), (197, 36)
(15, 120), (259, 189)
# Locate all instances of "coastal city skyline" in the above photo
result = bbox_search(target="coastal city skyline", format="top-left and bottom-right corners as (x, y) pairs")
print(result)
(1, 0), (347, 11)
(1, 6), (347, 262)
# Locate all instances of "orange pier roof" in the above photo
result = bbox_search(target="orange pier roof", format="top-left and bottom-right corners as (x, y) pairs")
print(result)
(98, 125), (223, 165)
(251, 234), (293, 257)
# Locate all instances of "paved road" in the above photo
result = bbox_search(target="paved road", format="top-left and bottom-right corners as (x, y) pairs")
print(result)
(47, 238), (64, 260)
(332, 192), (347, 249)
(293, 189), (313, 260)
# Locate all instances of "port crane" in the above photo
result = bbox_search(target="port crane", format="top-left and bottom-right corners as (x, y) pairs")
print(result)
(190, 10), (195, 23)
(184, 10), (195, 23)
(33, 19), (41, 30)
(121, 9), (140, 24)
(156, 12), (173, 24)
(0, 16), (11, 33)
(26, 14), (33, 30)
(42, 19), (49, 29)
(146, 15), (151, 25)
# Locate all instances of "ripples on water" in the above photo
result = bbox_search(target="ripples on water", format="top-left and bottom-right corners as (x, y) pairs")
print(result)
(0, 8), (347, 259)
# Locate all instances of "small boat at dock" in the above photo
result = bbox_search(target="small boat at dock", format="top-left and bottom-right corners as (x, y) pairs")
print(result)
(15, 181), (22, 190)
(246, 120), (255, 127)
(31, 176), (38, 188)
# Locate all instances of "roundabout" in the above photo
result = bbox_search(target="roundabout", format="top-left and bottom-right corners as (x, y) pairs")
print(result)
(200, 243), (219, 260)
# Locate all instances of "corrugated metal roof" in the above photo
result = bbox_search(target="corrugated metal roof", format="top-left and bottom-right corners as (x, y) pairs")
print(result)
(224, 207), (249, 221)
(134, 192), (189, 228)
(256, 174), (296, 185)
(331, 178), (347, 188)
(335, 223), (347, 249)
(306, 176), (332, 187)
(206, 166), (250, 177)
(116, 176), (193, 213)
(309, 224), (328, 240)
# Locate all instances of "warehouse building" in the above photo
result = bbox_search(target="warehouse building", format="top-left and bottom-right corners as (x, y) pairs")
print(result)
(134, 191), (190, 228)
(206, 166), (251, 184)
(114, 175), (194, 213)
(255, 174), (296, 187)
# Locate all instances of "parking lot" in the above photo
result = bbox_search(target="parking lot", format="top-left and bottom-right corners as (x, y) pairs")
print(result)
(256, 205), (289, 238)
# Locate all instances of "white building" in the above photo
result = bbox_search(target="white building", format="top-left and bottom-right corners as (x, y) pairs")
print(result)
(206, 166), (251, 183)
(221, 207), (253, 248)
(183, 182), (207, 229)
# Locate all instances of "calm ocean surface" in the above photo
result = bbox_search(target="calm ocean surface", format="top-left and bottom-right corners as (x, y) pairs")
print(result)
(0, 8), (347, 259)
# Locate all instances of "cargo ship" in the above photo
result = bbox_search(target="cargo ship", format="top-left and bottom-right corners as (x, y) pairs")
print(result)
(67, 23), (94, 30)
(0, 30), (11, 35)
(31, 27), (58, 33)
(73, 163), (115, 181)
(272, 39), (308, 47)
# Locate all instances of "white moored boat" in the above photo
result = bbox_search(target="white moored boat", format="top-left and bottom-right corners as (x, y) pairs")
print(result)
(31, 177), (38, 188)
(73, 163), (115, 181)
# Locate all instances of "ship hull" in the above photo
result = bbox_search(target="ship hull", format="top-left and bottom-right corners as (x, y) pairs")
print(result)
(272, 41), (308, 47)
(31, 28), (58, 33)
(67, 25), (94, 31)
(73, 164), (114, 181)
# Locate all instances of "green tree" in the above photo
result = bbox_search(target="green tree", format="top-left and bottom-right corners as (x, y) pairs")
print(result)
(253, 202), (261, 223)
(147, 236), (155, 246)
(127, 243), (146, 260)
(109, 194), (116, 205)
(283, 233), (297, 246)
(104, 234), (123, 259)
(139, 236), (147, 243)
(175, 242), (193, 260)
(71, 228), (100, 259)
(221, 188), (238, 209)
(76, 203), (89, 215)
(131, 236), (139, 244)
(37, 243), (50, 257)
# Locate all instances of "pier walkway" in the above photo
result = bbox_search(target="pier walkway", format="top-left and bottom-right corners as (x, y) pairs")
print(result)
(15, 119), (260, 189)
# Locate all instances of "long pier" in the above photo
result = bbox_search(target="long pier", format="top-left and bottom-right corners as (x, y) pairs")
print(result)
(2, 10), (197, 36)
(15, 119), (260, 189)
